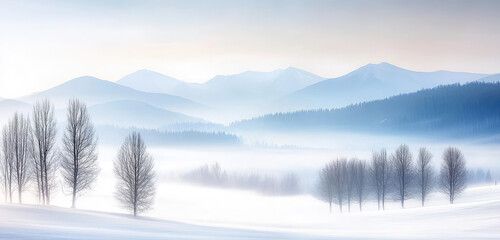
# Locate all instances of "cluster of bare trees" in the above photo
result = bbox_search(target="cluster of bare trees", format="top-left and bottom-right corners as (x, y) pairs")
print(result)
(318, 158), (367, 212)
(0, 99), (156, 216)
(0, 99), (99, 208)
(1, 101), (60, 204)
(182, 162), (301, 195)
(468, 168), (493, 184)
(1, 113), (31, 203)
(318, 145), (467, 213)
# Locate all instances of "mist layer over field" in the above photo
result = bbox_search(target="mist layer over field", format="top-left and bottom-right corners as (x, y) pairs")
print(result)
(1, 132), (497, 239)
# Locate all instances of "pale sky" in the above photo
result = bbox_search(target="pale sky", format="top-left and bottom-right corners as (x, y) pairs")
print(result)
(1, 0), (499, 98)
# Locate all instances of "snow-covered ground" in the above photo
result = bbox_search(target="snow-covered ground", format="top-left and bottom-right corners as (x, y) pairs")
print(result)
(1, 142), (499, 239)
(0, 204), (334, 240)
(1, 184), (499, 239)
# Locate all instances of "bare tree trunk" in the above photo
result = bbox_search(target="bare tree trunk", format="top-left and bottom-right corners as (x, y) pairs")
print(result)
(72, 190), (76, 208)
(134, 163), (138, 216)
(71, 144), (78, 208)
(401, 169), (405, 208)
(72, 168), (77, 209)
(3, 166), (6, 203)
(9, 180), (12, 203)
(421, 171), (424, 206)
(37, 170), (42, 204)
(43, 159), (50, 204)
(382, 193), (385, 210)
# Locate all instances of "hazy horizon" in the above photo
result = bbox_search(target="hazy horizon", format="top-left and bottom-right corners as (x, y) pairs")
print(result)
(1, 0), (500, 98)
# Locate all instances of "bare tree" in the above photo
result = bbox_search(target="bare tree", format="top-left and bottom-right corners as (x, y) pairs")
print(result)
(417, 147), (434, 206)
(353, 160), (368, 211)
(318, 162), (335, 213)
(30, 99), (58, 205)
(114, 132), (156, 216)
(371, 149), (391, 210)
(440, 147), (467, 204)
(1, 125), (14, 203)
(391, 144), (414, 208)
(60, 99), (99, 208)
(10, 113), (32, 204)
(345, 159), (357, 212)
(332, 158), (347, 212)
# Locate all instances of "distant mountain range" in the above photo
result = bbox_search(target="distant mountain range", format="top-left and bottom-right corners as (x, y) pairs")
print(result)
(232, 82), (500, 138)
(117, 67), (326, 120)
(114, 63), (491, 119)
(278, 63), (490, 111)
(0, 63), (496, 131)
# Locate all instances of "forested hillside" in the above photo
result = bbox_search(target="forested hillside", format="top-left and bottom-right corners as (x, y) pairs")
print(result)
(234, 82), (500, 137)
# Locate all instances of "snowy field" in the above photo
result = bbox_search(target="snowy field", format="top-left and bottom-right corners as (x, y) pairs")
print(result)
(0, 185), (499, 239)
(0, 204), (333, 240)
(1, 139), (499, 239)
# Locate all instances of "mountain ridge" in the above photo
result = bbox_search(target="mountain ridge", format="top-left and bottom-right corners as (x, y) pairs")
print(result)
(89, 100), (203, 129)
(278, 62), (489, 111)
(116, 69), (184, 94)
(19, 76), (207, 117)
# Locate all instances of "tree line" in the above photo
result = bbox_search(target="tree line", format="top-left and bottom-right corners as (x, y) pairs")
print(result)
(468, 168), (493, 184)
(182, 162), (301, 195)
(318, 144), (467, 213)
(0, 99), (155, 216)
